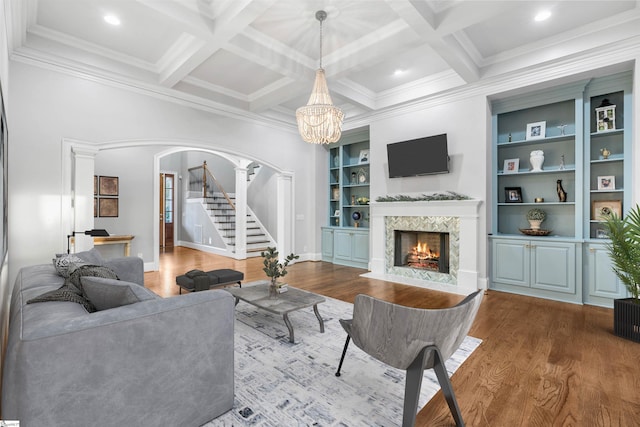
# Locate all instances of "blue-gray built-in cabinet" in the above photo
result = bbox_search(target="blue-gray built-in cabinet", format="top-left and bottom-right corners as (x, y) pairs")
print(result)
(321, 128), (370, 269)
(490, 72), (632, 307)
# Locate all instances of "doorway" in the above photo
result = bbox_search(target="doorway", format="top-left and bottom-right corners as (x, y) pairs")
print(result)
(159, 173), (174, 248)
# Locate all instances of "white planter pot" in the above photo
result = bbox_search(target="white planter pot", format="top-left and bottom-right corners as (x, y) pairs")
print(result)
(528, 219), (543, 230)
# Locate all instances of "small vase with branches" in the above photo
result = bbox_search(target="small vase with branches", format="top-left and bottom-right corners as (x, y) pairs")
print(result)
(261, 247), (299, 298)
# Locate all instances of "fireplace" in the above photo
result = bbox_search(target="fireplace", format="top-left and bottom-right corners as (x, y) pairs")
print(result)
(394, 230), (450, 273)
(365, 198), (484, 295)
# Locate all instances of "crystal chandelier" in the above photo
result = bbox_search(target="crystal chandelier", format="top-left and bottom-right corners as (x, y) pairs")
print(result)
(296, 10), (344, 144)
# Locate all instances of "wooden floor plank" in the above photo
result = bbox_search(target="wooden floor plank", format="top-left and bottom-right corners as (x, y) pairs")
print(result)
(145, 247), (640, 427)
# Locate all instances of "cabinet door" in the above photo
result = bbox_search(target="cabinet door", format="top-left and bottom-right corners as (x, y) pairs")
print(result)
(492, 239), (529, 287)
(351, 232), (369, 264)
(587, 244), (625, 299)
(531, 242), (576, 294)
(334, 230), (354, 262)
(321, 228), (334, 259)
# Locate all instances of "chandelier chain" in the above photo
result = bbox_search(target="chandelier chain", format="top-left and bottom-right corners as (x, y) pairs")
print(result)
(319, 16), (323, 69)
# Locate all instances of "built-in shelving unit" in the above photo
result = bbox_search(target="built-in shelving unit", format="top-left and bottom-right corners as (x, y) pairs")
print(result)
(490, 72), (632, 307)
(322, 128), (370, 269)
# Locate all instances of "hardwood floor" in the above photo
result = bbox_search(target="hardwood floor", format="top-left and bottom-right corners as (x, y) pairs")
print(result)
(145, 247), (640, 427)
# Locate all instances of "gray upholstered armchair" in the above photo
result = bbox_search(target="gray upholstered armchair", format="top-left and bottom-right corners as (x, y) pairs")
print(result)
(335, 290), (483, 427)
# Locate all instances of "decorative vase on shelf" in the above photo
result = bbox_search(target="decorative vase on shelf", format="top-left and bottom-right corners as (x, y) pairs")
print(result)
(530, 150), (545, 172)
(601, 148), (611, 159)
(556, 179), (567, 202)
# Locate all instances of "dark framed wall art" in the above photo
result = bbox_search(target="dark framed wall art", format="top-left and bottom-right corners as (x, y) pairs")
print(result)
(95, 175), (119, 217)
(99, 176), (119, 196)
(98, 198), (119, 217)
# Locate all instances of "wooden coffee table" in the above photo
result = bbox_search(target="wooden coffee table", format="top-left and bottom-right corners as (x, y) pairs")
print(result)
(226, 281), (325, 343)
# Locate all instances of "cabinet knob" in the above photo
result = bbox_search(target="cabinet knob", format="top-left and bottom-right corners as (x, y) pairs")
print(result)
(589, 247), (596, 253)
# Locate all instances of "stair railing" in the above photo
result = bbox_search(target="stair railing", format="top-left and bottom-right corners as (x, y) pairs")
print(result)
(188, 161), (236, 210)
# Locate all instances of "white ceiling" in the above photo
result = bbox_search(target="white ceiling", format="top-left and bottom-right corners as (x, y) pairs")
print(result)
(7, 0), (640, 129)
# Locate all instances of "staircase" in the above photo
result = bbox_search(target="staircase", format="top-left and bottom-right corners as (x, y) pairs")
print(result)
(187, 161), (274, 256)
(202, 192), (273, 255)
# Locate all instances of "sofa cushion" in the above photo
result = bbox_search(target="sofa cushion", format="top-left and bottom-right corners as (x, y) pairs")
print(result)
(73, 248), (105, 265)
(81, 277), (142, 311)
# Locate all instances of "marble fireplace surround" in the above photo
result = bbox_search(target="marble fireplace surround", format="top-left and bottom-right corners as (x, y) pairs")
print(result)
(364, 199), (483, 295)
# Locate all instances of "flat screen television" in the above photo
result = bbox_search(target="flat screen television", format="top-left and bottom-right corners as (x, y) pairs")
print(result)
(387, 133), (449, 178)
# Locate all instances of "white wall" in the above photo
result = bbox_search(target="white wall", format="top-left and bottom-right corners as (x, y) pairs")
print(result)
(94, 146), (158, 260)
(7, 61), (320, 284)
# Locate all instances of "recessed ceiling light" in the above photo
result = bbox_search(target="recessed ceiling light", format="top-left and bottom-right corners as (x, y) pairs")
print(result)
(393, 69), (404, 76)
(534, 10), (551, 22)
(104, 14), (121, 26)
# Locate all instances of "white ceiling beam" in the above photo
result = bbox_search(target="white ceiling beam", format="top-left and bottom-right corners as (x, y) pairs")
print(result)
(384, 0), (480, 83)
(434, 1), (520, 35)
(136, 0), (278, 88)
(248, 80), (308, 113)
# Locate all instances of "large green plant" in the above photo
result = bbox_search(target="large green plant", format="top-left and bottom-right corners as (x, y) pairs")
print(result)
(261, 247), (299, 286)
(601, 204), (640, 301)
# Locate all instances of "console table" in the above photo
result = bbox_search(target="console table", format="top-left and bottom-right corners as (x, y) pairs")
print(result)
(93, 235), (135, 256)
(71, 235), (135, 256)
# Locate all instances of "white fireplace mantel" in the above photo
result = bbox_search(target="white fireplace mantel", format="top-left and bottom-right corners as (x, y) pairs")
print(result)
(364, 199), (483, 295)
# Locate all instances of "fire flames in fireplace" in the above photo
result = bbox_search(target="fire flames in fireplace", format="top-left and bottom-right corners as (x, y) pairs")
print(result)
(407, 242), (440, 270)
(394, 230), (449, 274)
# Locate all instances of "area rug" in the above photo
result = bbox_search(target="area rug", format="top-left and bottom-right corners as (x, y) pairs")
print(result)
(204, 294), (481, 426)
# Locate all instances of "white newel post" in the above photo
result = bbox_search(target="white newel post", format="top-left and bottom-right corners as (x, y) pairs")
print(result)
(276, 173), (294, 258)
(234, 166), (248, 260)
(71, 145), (98, 253)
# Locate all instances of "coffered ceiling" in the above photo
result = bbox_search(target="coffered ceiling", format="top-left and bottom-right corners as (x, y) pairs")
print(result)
(7, 0), (640, 129)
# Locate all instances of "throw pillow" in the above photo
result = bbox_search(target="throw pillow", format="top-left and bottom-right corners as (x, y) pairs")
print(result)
(53, 254), (88, 278)
(66, 264), (119, 294)
(80, 277), (141, 311)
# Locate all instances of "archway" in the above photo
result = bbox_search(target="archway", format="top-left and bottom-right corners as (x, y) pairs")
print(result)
(62, 138), (294, 271)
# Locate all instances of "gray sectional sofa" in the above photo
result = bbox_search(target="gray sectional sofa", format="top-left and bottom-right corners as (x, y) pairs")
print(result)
(2, 249), (234, 427)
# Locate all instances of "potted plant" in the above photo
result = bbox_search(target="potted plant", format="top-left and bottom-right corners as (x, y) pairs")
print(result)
(601, 204), (640, 342)
(261, 247), (299, 298)
(526, 208), (546, 230)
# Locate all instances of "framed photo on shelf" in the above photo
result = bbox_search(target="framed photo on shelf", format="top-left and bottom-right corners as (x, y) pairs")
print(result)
(525, 121), (546, 140)
(505, 187), (523, 203)
(334, 210), (340, 217)
(358, 149), (369, 164)
(595, 102), (616, 132)
(503, 158), (520, 174)
(597, 175), (615, 190)
(596, 228), (609, 239)
(332, 187), (339, 200)
(592, 200), (622, 220)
